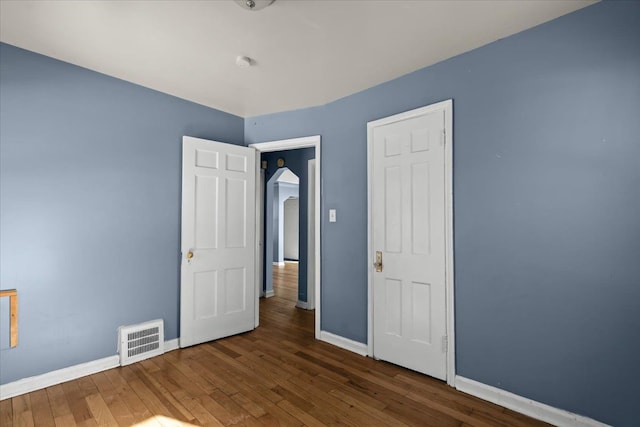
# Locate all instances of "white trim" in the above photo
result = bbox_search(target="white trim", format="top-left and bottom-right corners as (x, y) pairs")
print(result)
(366, 100), (455, 385)
(306, 158), (316, 310)
(319, 331), (368, 356)
(273, 261), (286, 266)
(265, 289), (275, 298)
(367, 117), (374, 358)
(250, 135), (322, 340)
(455, 376), (610, 427)
(0, 355), (120, 400)
(164, 338), (180, 352)
(255, 165), (265, 328)
(295, 300), (310, 310)
(250, 135), (319, 153)
(443, 101), (455, 386)
(0, 337), (183, 400)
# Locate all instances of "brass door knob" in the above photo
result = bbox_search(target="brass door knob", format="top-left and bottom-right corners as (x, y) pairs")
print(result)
(186, 251), (194, 259)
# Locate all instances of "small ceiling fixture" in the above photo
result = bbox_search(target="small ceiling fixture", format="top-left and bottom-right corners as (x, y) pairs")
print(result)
(234, 0), (275, 12)
(236, 55), (253, 68)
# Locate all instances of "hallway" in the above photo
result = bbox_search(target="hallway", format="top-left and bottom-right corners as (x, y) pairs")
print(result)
(272, 261), (299, 304)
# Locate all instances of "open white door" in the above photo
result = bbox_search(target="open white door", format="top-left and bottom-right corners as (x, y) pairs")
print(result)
(180, 136), (256, 348)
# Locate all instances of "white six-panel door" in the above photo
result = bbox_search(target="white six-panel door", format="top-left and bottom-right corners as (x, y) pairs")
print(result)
(180, 136), (256, 348)
(371, 107), (448, 379)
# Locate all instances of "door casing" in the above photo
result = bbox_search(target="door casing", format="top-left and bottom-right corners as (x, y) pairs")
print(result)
(306, 158), (316, 310)
(366, 100), (455, 386)
(250, 136), (321, 339)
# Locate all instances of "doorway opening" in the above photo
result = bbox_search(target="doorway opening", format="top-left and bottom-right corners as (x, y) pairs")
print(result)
(264, 166), (300, 304)
(261, 151), (314, 309)
(250, 136), (321, 339)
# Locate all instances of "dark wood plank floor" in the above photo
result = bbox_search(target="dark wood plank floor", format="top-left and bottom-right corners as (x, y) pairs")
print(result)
(2, 266), (549, 426)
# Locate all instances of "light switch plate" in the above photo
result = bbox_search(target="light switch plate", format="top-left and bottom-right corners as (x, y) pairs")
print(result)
(329, 209), (337, 222)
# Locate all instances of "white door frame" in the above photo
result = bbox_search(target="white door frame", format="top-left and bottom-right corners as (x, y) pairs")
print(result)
(366, 100), (455, 386)
(249, 136), (321, 339)
(257, 169), (265, 302)
(306, 159), (316, 310)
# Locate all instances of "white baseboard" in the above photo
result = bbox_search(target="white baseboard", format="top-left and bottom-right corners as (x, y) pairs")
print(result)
(0, 355), (120, 401)
(164, 338), (179, 352)
(265, 289), (275, 298)
(319, 331), (368, 356)
(295, 300), (309, 309)
(455, 376), (609, 427)
(273, 262), (285, 267)
(0, 339), (180, 401)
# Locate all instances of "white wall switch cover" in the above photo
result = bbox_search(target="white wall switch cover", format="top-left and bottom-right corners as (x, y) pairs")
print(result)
(329, 209), (337, 222)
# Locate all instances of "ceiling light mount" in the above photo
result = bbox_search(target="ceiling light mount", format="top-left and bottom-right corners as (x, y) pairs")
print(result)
(234, 0), (275, 12)
(236, 55), (253, 68)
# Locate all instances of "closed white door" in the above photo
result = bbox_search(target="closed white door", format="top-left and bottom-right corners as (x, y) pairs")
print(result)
(180, 136), (256, 348)
(371, 108), (447, 379)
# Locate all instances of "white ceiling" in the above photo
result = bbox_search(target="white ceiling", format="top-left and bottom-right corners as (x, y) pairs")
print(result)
(0, 0), (595, 118)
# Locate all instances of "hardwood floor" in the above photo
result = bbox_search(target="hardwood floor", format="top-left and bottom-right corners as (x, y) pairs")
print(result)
(273, 261), (299, 303)
(2, 280), (550, 426)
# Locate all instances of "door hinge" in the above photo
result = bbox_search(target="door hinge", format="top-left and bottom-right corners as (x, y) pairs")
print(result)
(441, 336), (448, 353)
(441, 129), (446, 146)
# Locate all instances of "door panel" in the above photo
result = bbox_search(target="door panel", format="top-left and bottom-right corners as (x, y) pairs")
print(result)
(224, 267), (246, 313)
(384, 166), (402, 253)
(384, 278), (402, 336)
(194, 270), (218, 319)
(181, 136), (256, 348)
(409, 281), (431, 344)
(372, 110), (447, 380)
(411, 162), (429, 255)
(195, 175), (218, 249)
(225, 178), (247, 248)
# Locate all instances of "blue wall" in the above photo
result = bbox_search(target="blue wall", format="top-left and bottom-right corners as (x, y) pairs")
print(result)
(262, 148), (315, 302)
(245, 2), (640, 425)
(0, 43), (244, 383)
